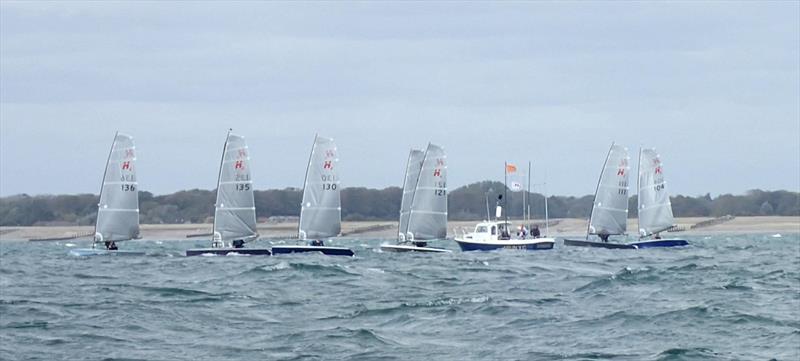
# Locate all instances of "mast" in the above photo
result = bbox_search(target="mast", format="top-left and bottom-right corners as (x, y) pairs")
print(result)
(93, 131), (119, 248)
(504, 161), (508, 227)
(398, 149), (415, 240)
(587, 143), (615, 240)
(637, 147), (643, 239)
(211, 129), (232, 247)
(527, 161), (532, 224)
(298, 134), (318, 240)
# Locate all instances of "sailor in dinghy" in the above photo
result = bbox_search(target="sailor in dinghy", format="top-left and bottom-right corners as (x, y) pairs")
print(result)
(270, 135), (354, 256)
(380, 144), (452, 253)
(70, 132), (144, 256)
(186, 130), (271, 256)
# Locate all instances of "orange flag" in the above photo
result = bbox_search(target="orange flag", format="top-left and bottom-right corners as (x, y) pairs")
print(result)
(506, 163), (517, 174)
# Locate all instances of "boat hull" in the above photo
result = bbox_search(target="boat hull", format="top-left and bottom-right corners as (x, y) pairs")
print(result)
(454, 238), (555, 252)
(271, 245), (354, 256)
(185, 248), (272, 257)
(379, 244), (452, 253)
(69, 248), (145, 256)
(563, 238), (689, 249)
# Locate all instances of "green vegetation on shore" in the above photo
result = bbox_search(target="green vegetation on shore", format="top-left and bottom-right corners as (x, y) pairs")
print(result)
(1, 181), (797, 226)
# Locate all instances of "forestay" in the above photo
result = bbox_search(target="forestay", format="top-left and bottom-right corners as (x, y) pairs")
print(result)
(637, 148), (675, 236)
(95, 133), (140, 242)
(398, 149), (424, 240)
(213, 132), (258, 244)
(588, 144), (630, 236)
(299, 135), (341, 239)
(406, 143), (447, 240)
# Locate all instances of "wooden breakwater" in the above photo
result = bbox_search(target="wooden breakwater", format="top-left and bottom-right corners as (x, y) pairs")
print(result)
(690, 215), (736, 230)
(29, 231), (94, 242)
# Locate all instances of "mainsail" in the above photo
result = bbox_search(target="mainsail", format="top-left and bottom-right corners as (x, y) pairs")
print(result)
(587, 144), (630, 236)
(299, 135), (341, 239)
(94, 132), (140, 243)
(637, 148), (675, 237)
(398, 149), (424, 240)
(212, 131), (258, 246)
(406, 143), (447, 240)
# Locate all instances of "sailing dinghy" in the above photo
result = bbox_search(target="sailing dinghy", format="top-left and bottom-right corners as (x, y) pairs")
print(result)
(381, 144), (451, 253)
(564, 144), (688, 249)
(271, 135), (354, 256)
(186, 131), (271, 256)
(70, 132), (143, 256)
(633, 148), (689, 248)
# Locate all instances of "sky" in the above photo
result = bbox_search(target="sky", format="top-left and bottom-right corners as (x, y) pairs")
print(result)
(1, 1), (798, 197)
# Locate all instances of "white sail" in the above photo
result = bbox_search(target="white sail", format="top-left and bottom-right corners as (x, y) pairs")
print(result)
(637, 148), (675, 237)
(406, 143), (447, 240)
(298, 135), (341, 239)
(212, 131), (258, 245)
(588, 144), (630, 236)
(398, 149), (424, 240)
(94, 132), (140, 242)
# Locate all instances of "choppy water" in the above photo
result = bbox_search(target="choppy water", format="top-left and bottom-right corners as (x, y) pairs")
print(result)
(1, 234), (798, 361)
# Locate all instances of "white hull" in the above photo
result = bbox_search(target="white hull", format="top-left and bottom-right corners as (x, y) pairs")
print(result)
(379, 244), (452, 253)
(69, 248), (145, 256)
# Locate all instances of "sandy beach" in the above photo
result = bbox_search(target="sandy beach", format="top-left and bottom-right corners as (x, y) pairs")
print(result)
(2, 216), (798, 241)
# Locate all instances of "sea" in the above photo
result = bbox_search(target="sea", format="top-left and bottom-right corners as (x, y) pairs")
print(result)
(1, 234), (798, 361)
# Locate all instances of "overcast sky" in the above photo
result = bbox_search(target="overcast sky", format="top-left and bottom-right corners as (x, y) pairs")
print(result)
(1, 1), (798, 197)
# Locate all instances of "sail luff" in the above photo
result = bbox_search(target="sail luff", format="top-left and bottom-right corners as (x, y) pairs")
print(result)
(298, 134), (317, 239)
(587, 143), (615, 238)
(212, 129), (231, 241)
(93, 131), (118, 244)
(398, 148), (423, 240)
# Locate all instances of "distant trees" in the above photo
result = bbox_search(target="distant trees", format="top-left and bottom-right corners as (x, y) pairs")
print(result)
(1, 184), (797, 226)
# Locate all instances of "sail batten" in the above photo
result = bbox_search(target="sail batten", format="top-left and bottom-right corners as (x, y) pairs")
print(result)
(405, 143), (447, 240)
(637, 148), (675, 237)
(95, 133), (140, 242)
(212, 132), (258, 244)
(298, 136), (341, 239)
(588, 144), (630, 236)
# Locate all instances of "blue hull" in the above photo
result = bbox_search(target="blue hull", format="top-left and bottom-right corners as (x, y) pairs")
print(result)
(629, 239), (689, 248)
(271, 246), (355, 257)
(454, 240), (555, 252)
(564, 239), (689, 249)
(185, 248), (272, 257)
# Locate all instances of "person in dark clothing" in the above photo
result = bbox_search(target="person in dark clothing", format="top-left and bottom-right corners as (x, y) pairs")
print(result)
(531, 226), (541, 239)
(413, 241), (428, 248)
(599, 233), (610, 243)
(105, 241), (118, 250)
(232, 239), (245, 248)
(310, 239), (325, 246)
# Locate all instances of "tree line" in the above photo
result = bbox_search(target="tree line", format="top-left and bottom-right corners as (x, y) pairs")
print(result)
(0, 182), (797, 226)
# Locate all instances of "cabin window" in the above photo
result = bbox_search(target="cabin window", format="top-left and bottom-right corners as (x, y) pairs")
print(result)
(476, 226), (488, 233)
(491, 226), (496, 235)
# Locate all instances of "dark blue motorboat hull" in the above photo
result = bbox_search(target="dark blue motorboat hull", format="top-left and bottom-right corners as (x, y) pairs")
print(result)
(185, 248), (272, 257)
(271, 245), (355, 256)
(563, 238), (688, 249)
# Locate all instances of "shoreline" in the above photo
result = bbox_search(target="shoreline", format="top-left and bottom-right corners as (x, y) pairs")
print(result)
(2, 216), (798, 241)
